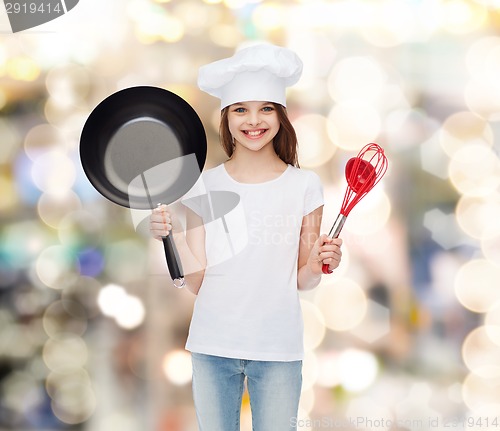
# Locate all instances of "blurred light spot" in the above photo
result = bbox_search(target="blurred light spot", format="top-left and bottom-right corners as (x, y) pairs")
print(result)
(484, 302), (500, 346)
(359, 1), (420, 47)
(290, 34), (336, 84)
(37, 191), (82, 229)
(24, 124), (64, 161)
(173, 2), (211, 34)
(423, 208), (466, 249)
(395, 383), (440, 425)
(43, 98), (88, 132)
(347, 396), (394, 430)
(13, 153), (42, 205)
(302, 351), (319, 391)
(26, 317), (48, 347)
(468, 404), (500, 422)
(97, 284), (127, 318)
(348, 398), (394, 431)
(289, 1), (370, 32)
(338, 349), (378, 392)
(0, 173), (18, 212)
(448, 145), (500, 197)
(464, 37), (500, 121)
(301, 300), (325, 351)
(0, 46), (4, 76)
(31, 150), (76, 196)
(344, 190), (391, 236)
(0, 263), (19, 288)
(133, 6), (185, 43)
(209, 24), (243, 47)
(317, 351), (340, 388)
(97, 411), (142, 430)
(351, 299), (391, 343)
(466, 36), (500, 78)
(43, 336), (88, 372)
(327, 57), (386, 103)
(442, 0), (487, 34)
(314, 278), (367, 331)
(13, 291), (45, 316)
(327, 101), (381, 151)
(104, 239), (148, 283)
(0, 320), (37, 359)
(224, 0), (259, 8)
(298, 387), (315, 416)
(481, 224), (500, 267)
(454, 259), (500, 313)
(162, 349), (192, 385)
(439, 112), (493, 157)
(35, 245), (77, 290)
(0, 119), (20, 164)
(462, 326), (500, 378)
(462, 372), (500, 412)
(1, 371), (38, 414)
(76, 248), (105, 277)
(420, 133), (450, 180)
(456, 194), (500, 239)
(447, 382), (463, 404)
(464, 79), (500, 121)
(62, 276), (102, 320)
(50, 377), (96, 424)
(252, 3), (286, 32)
(294, 114), (336, 168)
(7, 57), (40, 81)
(43, 300), (88, 339)
(45, 369), (92, 400)
(385, 109), (439, 152)
(114, 295), (145, 330)
(58, 210), (104, 250)
(97, 284), (145, 330)
(2, 221), (52, 269)
(46, 64), (91, 108)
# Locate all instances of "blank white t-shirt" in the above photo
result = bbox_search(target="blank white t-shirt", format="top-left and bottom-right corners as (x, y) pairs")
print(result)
(182, 163), (323, 361)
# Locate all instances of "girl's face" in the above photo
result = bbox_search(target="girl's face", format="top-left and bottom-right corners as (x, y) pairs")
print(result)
(227, 101), (280, 153)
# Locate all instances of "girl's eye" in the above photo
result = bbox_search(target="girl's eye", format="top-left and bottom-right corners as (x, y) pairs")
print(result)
(262, 106), (274, 112)
(234, 107), (246, 113)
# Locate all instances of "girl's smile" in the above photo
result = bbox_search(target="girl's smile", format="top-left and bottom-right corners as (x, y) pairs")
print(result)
(242, 128), (268, 138)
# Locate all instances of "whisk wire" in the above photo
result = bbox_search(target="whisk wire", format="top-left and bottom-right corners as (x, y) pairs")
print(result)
(341, 143), (388, 217)
(323, 143), (388, 274)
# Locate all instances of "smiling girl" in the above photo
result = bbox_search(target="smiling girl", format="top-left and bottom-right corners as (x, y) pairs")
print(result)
(150, 44), (342, 431)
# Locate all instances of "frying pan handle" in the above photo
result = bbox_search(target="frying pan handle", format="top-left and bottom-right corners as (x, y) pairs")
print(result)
(162, 235), (185, 288)
(322, 214), (346, 275)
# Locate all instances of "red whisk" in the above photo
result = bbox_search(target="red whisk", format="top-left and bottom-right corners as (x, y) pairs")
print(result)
(322, 143), (388, 274)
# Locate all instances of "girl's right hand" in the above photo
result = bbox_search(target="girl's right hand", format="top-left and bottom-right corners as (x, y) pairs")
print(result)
(150, 204), (173, 240)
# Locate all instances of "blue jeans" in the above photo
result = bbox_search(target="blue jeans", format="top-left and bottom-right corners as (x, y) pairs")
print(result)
(191, 352), (302, 431)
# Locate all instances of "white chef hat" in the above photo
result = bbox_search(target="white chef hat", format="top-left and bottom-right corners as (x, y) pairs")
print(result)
(198, 43), (303, 109)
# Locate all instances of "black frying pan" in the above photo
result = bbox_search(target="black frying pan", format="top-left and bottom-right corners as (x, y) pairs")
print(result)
(80, 86), (207, 288)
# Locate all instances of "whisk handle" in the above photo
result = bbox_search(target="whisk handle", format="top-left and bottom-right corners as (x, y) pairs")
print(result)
(322, 214), (347, 274)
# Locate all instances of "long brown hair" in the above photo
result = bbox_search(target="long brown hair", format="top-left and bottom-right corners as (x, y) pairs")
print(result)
(219, 103), (300, 168)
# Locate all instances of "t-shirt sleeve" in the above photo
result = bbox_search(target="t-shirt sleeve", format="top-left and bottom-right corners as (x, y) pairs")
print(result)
(303, 171), (324, 216)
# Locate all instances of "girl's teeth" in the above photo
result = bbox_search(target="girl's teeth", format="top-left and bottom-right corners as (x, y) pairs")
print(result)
(246, 130), (264, 136)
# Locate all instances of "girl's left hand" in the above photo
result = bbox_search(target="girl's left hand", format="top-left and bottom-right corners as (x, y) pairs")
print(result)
(308, 234), (342, 275)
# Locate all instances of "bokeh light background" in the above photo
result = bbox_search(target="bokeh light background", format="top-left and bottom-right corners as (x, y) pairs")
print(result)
(1, 0), (500, 430)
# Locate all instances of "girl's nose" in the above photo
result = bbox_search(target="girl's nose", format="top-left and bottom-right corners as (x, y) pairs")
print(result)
(247, 112), (261, 126)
